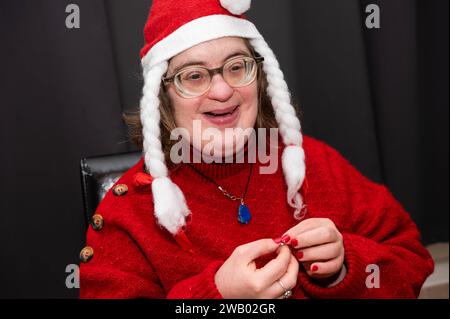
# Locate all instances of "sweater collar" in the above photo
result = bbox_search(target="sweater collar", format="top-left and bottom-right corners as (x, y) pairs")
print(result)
(185, 140), (253, 180)
(169, 131), (282, 180)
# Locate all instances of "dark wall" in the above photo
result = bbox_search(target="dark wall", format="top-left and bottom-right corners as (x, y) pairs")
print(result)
(0, 0), (448, 298)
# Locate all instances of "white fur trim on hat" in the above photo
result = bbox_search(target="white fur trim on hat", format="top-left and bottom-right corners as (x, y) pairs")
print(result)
(142, 15), (262, 69)
(220, 0), (251, 15)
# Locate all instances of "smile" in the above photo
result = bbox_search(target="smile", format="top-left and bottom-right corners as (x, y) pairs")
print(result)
(202, 105), (240, 126)
(203, 105), (239, 116)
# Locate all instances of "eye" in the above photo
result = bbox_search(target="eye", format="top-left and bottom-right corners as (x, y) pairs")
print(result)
(182, 71), (205, 81)
(189, 73), (202, 80)
(229, 63), (244, 72)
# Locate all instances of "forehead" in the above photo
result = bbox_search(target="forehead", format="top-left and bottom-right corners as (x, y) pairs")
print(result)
(168, 37), (251, 71)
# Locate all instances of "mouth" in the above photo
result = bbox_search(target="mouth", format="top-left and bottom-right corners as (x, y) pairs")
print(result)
(203, 105), (239, 117)
(202, 105), (240, 126)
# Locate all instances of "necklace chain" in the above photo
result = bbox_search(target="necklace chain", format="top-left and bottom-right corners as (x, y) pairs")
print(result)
(187, 163), (253, 204)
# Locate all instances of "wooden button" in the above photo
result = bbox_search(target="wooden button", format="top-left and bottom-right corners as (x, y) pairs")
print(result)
(91, 214), (104, 231)
(112, 184), (128, 196)
(79, 246), (94, 263)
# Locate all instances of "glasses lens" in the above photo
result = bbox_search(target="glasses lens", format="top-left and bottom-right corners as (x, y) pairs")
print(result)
(224, 57), (257, 87)
(175, 67), (210, 98)
(172, 57), (259, 98)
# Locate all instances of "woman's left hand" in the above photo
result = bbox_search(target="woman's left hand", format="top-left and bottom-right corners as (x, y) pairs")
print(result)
(281, 218), (345, 280)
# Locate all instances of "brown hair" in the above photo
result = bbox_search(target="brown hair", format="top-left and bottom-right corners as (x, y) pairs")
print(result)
(123, 40), (297, 166)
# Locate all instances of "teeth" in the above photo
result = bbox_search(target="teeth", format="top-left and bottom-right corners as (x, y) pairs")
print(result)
(205, 106), (236, 116)
(212, 111), (231, 116)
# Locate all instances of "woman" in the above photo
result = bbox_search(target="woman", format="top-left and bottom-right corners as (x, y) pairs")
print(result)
(80, 0), (433, 299)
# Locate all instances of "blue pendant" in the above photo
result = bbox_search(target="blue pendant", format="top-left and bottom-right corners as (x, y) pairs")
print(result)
(238, 203), (251, 224)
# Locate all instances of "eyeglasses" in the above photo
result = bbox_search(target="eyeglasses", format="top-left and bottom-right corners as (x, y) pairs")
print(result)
(162, 55), (264, 98)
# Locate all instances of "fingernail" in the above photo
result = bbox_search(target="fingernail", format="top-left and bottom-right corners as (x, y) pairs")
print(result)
(296, 251), (303, 260)
(273, 237), (282, 244)
(281, 234), (290, 244)
(290, 238), (298, 247)
(311, 265), (319, 272)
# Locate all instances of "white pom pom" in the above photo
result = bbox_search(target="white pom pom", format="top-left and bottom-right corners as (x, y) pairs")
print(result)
(152, 177), (191, 235)
(220, 0), (251, 15)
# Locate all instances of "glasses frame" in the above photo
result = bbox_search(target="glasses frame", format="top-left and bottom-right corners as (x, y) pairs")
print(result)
(162, 55), (264, 98)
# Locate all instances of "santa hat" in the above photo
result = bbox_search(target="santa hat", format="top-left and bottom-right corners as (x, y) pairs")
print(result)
(139, 0), (306, 238)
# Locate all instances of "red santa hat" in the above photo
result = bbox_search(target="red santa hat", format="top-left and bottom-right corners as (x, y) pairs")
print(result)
(139, 0), (306, 237)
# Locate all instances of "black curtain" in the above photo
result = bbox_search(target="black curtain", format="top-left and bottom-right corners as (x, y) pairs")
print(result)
(0, 0), (447, 298)
(358, 0), (449, 245)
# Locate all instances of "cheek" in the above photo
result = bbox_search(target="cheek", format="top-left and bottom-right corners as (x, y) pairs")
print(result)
(241, 81), (258, 109)
(168, 89), (202, 128)
(237, 83), (258, 126)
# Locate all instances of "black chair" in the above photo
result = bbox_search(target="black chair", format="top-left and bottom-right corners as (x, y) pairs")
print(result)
(80, 151), (141, 228)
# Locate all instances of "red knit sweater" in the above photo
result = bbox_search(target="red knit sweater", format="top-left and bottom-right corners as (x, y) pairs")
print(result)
(80, 135), (434, 298)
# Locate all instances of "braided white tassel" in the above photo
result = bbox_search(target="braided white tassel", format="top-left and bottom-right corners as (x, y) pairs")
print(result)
(249, 38), (306, 219)
(140, 61), (191, 234)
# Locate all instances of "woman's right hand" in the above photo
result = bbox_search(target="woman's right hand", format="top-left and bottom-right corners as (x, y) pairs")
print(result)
(214, 239), (299, 299)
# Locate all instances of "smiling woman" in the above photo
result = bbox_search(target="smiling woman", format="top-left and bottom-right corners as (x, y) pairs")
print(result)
(165, 37), (261, 158)
(124, 37), (278, 167)
(80, 0), (434, 299)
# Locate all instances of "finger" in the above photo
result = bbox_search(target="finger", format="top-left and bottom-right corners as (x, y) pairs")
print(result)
(295, 226), (340, 249)
(296, 242), (343, 262)
(268, 255), (299, 299)
(306, 255), (345, 279)
(283, 218), (334, 248)
(267, 255), (299, 299)
(256, 245), (292, 286)
(282, 219), (321, 242)
(235, 238), (280, 262)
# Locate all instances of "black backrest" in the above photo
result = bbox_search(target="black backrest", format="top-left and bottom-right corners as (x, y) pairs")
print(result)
(80, 151), (141, 227)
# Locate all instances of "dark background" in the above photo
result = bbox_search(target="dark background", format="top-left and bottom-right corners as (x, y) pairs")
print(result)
(0, 0), (448, 298)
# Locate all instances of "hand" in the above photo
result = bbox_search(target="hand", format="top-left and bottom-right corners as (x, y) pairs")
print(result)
(283, 218), (345, 280)
(215, 239), (299, 299)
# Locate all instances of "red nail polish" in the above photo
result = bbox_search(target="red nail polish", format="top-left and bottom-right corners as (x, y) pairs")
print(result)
(311, 265), (319, 272)
(281, 234), (290, 244)
(273, 237), (282, 244)
(290, 238), (298, 247)
(296, 251), (303, 260)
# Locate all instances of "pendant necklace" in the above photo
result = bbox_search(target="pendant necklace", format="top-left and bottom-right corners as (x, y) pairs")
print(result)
(187, 163), (253, 224)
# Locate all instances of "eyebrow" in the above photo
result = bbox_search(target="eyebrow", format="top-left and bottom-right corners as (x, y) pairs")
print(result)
(170, 50), (251, 74)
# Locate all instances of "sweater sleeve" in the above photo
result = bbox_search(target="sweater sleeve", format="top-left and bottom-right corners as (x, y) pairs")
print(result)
(167, 261), (224, 299)
(296, 141), (434, 299)
(80, 220), (225, 299)
(80, 221), (165, 299)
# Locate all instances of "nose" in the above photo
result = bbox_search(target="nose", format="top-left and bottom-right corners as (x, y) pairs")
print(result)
(207, 73), (234, 101)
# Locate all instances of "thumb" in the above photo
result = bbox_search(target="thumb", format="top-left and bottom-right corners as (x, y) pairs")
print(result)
(236, 238), (280, 262)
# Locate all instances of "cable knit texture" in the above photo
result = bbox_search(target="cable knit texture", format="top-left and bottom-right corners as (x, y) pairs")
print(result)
(80, 136), (434, 299)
